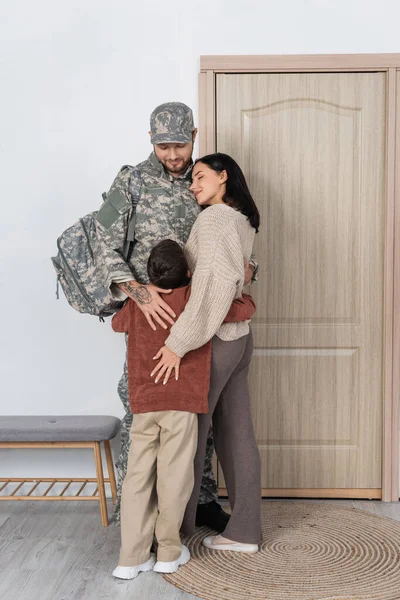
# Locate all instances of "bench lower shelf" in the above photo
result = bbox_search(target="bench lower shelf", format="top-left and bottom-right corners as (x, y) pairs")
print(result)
(0, 440), (117, 526)
(0, 477), (115, 501)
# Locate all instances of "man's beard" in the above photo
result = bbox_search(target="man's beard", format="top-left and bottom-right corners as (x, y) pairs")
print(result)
(163, 158), (192, 176)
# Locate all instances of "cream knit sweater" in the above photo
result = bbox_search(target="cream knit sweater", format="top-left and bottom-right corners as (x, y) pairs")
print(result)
(165, 203), (256, 358)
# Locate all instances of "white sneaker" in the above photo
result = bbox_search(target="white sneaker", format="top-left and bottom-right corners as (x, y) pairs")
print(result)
(112, 554), (155, 579)
(203, 535), (258, 553)
(153, 545), (190, 574)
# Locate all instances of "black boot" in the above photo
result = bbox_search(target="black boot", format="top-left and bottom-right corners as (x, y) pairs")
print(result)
(195, 501), (230, 532)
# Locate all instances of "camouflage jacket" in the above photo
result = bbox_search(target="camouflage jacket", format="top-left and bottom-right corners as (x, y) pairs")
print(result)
(95, 151), (258, 297)
(95, 152), (201, 297)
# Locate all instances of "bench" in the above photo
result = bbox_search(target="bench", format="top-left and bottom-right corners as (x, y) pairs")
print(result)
(0, 415), (121, 526)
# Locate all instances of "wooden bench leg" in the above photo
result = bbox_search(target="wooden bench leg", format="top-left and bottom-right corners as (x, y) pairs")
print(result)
(104, 440), (117, 505)
(94, 442), (108, 526)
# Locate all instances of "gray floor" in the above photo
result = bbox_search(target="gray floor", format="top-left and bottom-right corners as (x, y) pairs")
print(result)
(1, 499), (400, 600)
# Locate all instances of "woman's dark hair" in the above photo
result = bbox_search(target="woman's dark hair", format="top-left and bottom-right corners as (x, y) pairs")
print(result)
(194, 153), (260, 232)
(147, 239), (190, 289)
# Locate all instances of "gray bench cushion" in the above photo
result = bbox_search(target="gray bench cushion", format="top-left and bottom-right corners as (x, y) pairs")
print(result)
(0, 416), (121, 442)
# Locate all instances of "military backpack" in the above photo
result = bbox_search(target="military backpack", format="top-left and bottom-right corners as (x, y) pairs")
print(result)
(51, 166), (142, 319)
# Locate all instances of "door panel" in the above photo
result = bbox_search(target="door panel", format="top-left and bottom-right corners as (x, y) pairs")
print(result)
(216, 73), (386, 491)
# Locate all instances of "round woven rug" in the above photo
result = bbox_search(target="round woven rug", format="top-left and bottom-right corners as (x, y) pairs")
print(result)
(163, 502), (400, 600)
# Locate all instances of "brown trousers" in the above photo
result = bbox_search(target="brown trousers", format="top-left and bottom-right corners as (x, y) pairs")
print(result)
(119, 410), (198, 565)
(181, 330), (262, 544)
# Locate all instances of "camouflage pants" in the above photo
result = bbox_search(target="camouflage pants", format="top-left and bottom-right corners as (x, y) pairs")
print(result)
(113, 360), (218, 525)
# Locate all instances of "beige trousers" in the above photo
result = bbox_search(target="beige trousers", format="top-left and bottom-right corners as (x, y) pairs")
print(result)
(119, 410), (198, 565)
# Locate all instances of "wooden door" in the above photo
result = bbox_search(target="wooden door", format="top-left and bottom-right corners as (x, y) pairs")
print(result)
(216, 72), (386, 496)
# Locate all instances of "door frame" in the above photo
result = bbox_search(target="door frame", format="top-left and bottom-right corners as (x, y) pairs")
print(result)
(199, 54), (400, 502)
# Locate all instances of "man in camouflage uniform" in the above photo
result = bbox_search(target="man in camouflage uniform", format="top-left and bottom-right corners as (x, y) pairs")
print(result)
(96, 102), (257, 530)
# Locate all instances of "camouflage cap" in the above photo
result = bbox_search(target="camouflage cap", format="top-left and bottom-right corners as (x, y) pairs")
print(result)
(150, 102), (194, 145)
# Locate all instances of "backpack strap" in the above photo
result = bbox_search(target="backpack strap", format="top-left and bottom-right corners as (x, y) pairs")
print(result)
(123, 167), (143, 262)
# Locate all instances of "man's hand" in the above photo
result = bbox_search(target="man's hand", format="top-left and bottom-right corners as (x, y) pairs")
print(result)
(117, 280), (175, 331)
(150, 345), (181, 385)
(244, 260), (254, 286)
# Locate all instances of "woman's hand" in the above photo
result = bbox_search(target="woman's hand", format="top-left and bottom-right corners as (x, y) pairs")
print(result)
(150, 346), (181, 385)
(244, 260), (254, 286)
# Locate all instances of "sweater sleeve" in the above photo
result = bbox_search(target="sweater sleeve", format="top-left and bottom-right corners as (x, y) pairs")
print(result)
(165, 216), (244, 357)
(224, 293), (256, 323)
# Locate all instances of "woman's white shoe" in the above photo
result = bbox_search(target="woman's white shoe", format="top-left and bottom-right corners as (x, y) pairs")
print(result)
(112, 554), (155, 579)
(153, 544), (190, 573)
(203, 534), (258, 553)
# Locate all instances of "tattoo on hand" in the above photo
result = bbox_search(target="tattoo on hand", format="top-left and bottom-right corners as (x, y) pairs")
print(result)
(123, 282), (152, 305)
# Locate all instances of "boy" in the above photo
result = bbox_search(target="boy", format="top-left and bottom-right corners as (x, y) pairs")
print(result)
(112, 239), (255, 579)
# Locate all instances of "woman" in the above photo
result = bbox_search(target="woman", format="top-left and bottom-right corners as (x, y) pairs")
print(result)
(151, 152), (262, 552)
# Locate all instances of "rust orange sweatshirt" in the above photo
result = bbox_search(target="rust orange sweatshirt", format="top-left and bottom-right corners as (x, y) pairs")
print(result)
(112, 286), (255, 414)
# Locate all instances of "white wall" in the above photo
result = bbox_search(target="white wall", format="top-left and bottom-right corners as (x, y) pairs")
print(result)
(1, 0), (399, 488)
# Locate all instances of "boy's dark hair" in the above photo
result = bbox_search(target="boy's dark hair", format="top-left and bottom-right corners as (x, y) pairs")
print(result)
(147, 239), (190, 289)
